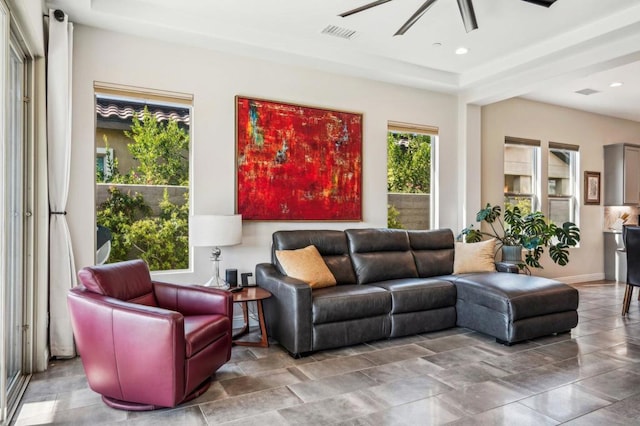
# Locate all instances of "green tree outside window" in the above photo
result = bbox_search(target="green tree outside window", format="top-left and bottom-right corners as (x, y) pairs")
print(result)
(387, 132), (431, 229)
(387, 132), (431, 194)
(96, 106), (190, 271)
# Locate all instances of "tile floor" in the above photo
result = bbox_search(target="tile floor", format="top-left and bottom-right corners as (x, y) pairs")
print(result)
(12, 280), (640, 425)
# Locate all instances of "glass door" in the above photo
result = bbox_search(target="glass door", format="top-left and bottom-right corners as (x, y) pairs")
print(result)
(6, 34), (25, 401)
(1, 31), (29, 423)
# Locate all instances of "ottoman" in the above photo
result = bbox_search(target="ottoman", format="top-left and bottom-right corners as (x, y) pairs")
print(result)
(452, 273), (579, 344)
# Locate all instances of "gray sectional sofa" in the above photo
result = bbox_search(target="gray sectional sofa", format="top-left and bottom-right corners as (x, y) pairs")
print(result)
(255, 228), (579, 357)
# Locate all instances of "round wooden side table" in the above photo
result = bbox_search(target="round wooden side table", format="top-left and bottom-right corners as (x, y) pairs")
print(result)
(231, 286), (272, 348)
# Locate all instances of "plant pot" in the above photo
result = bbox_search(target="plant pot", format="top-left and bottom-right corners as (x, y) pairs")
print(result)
(501, 245), (523, 264)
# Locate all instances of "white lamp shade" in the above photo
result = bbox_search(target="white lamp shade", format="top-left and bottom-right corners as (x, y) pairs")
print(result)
(190, 214), (242, 247)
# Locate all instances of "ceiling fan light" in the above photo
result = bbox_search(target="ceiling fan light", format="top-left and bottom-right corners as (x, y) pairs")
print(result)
(521, 0), (558, 7)
(339, 0), (393, 18)
(394, 0), (438, 36)
(457, 0), (478, 33)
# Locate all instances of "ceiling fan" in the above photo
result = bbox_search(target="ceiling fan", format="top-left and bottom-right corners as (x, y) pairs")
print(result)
(339, 0), (558, 36)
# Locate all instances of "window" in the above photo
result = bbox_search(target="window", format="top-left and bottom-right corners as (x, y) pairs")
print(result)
(504, 137), (540, 214)
(504, 137), (579, 227)
(5, 36), (26, 415)
(548, 142), (579, 225)
(94, 86), (192, 271)
(1, 5), (34, 421)
(387, 121), (436, 230)
(95, 147), (114, 180)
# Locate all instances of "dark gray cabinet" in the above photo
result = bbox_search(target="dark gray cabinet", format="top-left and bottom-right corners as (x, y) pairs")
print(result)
(604, 143), (640, 206)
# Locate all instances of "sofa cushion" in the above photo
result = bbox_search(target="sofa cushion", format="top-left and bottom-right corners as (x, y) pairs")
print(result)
(272, 230), (357, 284)
(313, 315), (391, 351)
(276, 245), (337, 289)
(311, 284), (391, 324)
(369, 278), (456, 314)
(408, 229), (455, 277)
(453, 239), (497, 274)
(346, 229), (418, 284)
(453, 272), (579, 321)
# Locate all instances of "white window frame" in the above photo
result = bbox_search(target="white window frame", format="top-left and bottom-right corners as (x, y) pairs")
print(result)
(94, 84), (193, 272)
(548, 142), (580, 226)
(504, 137), (541, 213)
(387, 121), (438, 230)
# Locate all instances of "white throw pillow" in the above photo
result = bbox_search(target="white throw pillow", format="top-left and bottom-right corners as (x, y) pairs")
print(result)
(453, 238), (497, 274)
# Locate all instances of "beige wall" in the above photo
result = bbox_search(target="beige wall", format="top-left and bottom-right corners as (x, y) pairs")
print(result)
(482, 97), (640, 281)
(70, 27), (640, 283)
(69, 25), (462, 284)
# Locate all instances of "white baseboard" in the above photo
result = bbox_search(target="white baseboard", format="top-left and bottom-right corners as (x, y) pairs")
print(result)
(554, 272), (606, 284)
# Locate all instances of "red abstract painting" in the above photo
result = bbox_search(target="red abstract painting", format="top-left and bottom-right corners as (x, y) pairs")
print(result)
(236, 97), (362, 221)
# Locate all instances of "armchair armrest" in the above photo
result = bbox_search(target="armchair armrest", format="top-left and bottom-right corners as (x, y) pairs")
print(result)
(495, 262), (520, 274)
(153, 281), (233, 317)
(67, 289), (186, 404)
(256, 263), (313, 355)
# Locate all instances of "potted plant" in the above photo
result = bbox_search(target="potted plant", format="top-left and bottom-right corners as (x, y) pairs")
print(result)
(459, 204), (580, 271)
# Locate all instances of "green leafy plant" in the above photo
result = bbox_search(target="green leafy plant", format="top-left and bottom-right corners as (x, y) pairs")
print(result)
(118, 106), (189, 186)
(96, 187), (189, 271)
(96, 186), (151, 263)
(96, 107), (190, 271)
(387, 133), (431, 194)
(387, 204), (404, 229)
(459, 203), (580, 270)
(124, 190), (189, 270)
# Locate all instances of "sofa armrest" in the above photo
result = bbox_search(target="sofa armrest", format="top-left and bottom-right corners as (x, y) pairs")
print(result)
(67, 289), (186, 403)
(153, 281), (233, 318)
(495, 262), (520, 274)
(255, 263), (313, 355)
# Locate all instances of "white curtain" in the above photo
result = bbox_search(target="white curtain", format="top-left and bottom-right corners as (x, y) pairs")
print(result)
(47, 9), (76, 358)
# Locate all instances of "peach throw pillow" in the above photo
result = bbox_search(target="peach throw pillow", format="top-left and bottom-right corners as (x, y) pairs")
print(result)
(275, 245), (337, 289)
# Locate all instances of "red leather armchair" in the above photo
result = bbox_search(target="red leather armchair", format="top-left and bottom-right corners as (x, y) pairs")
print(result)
(67, 259), (232, 411)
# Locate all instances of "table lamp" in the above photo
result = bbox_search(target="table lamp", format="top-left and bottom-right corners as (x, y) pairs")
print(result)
(190, 214), (242, 288)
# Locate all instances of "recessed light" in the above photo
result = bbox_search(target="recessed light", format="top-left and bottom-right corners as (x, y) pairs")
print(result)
(610, 82), (623, 88)
(455, 47), (469, 55)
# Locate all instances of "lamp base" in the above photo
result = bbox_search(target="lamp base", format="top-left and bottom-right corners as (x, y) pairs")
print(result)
(205, 247), (230, 289)
(204, 274), (230, 290)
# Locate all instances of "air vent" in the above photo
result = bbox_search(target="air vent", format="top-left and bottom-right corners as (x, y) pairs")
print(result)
(575, 88), (600, 96)
(321, 25), (357, 40)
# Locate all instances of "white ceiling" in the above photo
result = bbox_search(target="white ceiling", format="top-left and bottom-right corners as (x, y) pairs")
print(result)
(46, 0), (640, 121)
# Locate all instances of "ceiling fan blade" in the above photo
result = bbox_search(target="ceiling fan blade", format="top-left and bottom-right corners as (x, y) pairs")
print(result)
(339, 0), (394, 18)
(521, 0), (558, 7)
(394, 0), (438, 36)
(456, 0), (478, 33)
